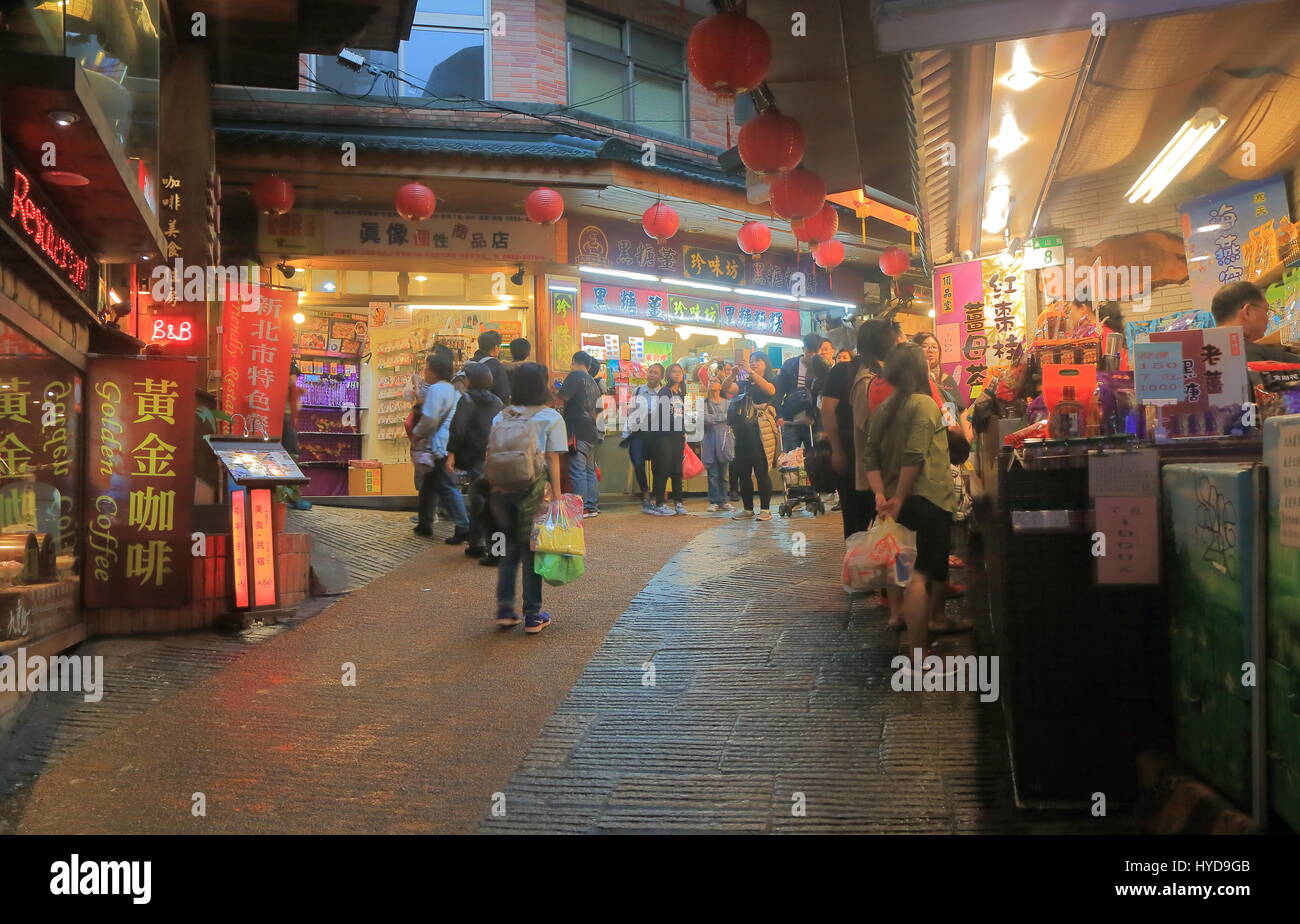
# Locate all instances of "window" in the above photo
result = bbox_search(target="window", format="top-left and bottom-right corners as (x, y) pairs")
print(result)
(566, 7), (687, 136)
(310, 2), (489, 101)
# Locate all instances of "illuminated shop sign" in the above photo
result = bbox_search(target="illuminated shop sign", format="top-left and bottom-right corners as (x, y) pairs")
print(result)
(6, 167), (91, 291)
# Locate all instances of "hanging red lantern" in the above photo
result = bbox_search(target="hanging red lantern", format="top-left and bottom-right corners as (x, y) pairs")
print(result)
(791, 203), (839, 245)
(687, 11), (772, 99)
(395, 182), (437, 221)
(250, 174), (294, 216)
(879, 246), (911, 278)
(738, 112), (805, 175)
(736, 220), (771, 256)
(642, 202), (680, 244)
(769, 167), (825, 221)
(813, 238), (846, 271)
(524, 187), (564, 225)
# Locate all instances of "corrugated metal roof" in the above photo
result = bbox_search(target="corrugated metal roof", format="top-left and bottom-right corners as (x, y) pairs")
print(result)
(906, 49), (959, 271)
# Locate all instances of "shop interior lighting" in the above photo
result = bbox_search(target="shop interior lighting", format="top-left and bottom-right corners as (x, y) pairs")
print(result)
(663, 277), (733, 293)
(48, 110), (79, 126)
(1125, 107), (1226, 205)
(928, 309), (936, 318)
(547, 283), (578, 293)
(983, 176), (1012, 235)
(292, 311), (306, 324)
(414, 274), (428, 282)
(799, 296), (855, 309)
(1003, 44), (1040, 91)
(734, 287), (797, 302)
(578, 265), (659, 282)
(673, 324), (722, 340)
(748, 333), (805, 349)
(408, 304), (512, 311)
(322, 281), (336, 292)
(580, 311), (657, 335)
(107, 288), (122, 306)
(990, 112), (1028, 156)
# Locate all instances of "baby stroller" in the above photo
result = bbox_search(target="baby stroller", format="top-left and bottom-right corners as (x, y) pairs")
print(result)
(776, 425), (827, 517)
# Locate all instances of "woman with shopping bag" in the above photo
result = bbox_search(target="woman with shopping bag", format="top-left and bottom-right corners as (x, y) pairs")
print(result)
(863, 342), (968, 665)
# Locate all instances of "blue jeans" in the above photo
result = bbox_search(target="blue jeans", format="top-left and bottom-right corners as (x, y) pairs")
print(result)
(569, 439), (600, 510)
(782, 423), (812, 454)
(417, 460), (468, 530)
(489, 490), (542, 616)
(706, 461), (727, 505)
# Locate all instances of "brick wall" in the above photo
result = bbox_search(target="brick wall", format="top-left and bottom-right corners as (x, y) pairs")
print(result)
(1040, 168), (1193, 322)
(0, 262), (92, 355)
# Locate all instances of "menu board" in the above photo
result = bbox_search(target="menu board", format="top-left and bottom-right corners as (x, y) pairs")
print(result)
(206, 438), (308, 485)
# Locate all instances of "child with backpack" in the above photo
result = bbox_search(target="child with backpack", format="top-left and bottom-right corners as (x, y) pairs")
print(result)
(483, 362), (567, 634)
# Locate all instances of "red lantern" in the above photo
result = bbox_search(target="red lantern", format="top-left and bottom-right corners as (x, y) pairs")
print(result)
(791, 203), (839, 245)
(813, 238), (846, 271)
(687, 11), (771, 98)
(738, 112), (805, 175)
(524, 187), (564, 225)
(395, 182), (436, 221)
(769, 167), (825, 221)
(642, 202), (680, 244)
(736, 221), (771, 256)
(251, 174), (294, 216)
(879, 246), (911, 278)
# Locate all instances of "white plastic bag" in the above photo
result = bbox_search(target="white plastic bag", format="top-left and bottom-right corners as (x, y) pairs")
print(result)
(841, 519), (917, 593)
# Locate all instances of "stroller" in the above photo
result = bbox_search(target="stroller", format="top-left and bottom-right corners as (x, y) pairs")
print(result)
(776, 425), (833, 517)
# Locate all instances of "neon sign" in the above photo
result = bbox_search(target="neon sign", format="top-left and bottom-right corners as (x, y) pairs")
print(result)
(8, 167), (90, 291)
(230, 488), (250, 608)
(149, 318), (194, 343)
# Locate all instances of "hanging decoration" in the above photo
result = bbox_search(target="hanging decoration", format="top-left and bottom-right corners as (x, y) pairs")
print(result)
(250, 174), (295, 216)
(686, 11), (772, 99)
(737, 111), (805, 175)
(812, 238), (845, 271)
(523, 187), (565, 225)
(791, 202), (839, 246)
(736, 220), (772, 256)
(879, 246), (911, 278)
(395, 182), (437, 221)
(642, 202), (680, 244)
(768, 167), (825, 221)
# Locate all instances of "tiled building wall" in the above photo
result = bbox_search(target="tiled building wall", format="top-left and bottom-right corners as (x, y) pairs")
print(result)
(0, 262), (92, 355)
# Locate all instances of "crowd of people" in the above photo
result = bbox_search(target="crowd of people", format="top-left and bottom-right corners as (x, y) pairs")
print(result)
(402, 323), (974, 656)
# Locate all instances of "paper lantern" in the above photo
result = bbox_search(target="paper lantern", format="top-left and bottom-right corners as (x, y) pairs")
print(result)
(813, 238), (845, 270)
(642, 202), (680, 244)
(736, 221), (772, 256)
(879, 246), (911, 277)
(250, 174), (294, 216)
(738, 112), (805, 175)
(792, 203), (839, 244)
(395, 182), (437, 221)
(687, 11), (772, 98)
(768, 167), (825, 221)
(524, 187), (564, 224)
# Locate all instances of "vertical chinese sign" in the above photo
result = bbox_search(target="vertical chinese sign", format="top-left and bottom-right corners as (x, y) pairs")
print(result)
(981, 255), (1027, 372)
(546, 283), (579, 375)
(931, 259), (984, 403)
(220, 285), (295, 438)
(84, 358), (196, 608)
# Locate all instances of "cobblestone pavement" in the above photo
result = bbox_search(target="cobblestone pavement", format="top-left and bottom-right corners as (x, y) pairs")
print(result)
(286, 506), (432, 591)
(481, 513), (1127, 834)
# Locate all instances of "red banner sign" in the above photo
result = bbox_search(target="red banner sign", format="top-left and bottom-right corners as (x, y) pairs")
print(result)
(84, 357), (197, 608)
(220, 285), (296, 438)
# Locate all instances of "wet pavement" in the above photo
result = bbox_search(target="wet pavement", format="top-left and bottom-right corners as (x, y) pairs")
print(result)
(0, 503), (1126, 834)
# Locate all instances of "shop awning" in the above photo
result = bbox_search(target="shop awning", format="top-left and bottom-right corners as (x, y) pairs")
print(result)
(0, 52), (166, 262)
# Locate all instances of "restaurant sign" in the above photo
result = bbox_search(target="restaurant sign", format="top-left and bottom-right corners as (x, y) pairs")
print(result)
(259, 210), (555, 263)
(582, 282), (799, 337)
(0, 149), (97, 306)
(84, 357), (197, 609)
(220, 285), (296, 439)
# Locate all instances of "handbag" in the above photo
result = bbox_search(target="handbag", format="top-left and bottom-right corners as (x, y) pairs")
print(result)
(682, 443), (704, 480)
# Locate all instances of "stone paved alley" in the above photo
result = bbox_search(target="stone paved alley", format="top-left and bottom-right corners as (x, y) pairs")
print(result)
(0, 506), (1119, 834)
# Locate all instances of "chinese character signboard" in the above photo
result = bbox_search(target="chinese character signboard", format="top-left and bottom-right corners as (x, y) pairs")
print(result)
(546, 284), (579, 375)
(931, 258), (986, 403)
(261, 210), (554, 263)
(683, 245), (745, 285)
(1179, 174), (1296, 333)
(220, 285), (296, 438)
(581, 282), (798, 337)
(84, 357), (196, 608)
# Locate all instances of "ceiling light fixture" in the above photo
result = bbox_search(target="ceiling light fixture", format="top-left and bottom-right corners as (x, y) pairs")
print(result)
(107, 289), (122, 306)
(990, 113), (1028, 156)
(1003, 44), (1040, 91)
(322, 281), (336, 292)
(734, 287), (797, 302)
(1125, 107), (1227, 205)
(663, 277), (733, 293)
(408, 304), (511, 311)
(580, 311), (658, 336)
(414, 274), (428, 282)
(799, 297), (856, 309)
(49, 110), (79, 127)
(292, 311), (307, 324)
(578, 265), (659, 282)
(749, 333), (805, 349)
(1196, 223), (1223, 233)
(983, 176), (1013, 235)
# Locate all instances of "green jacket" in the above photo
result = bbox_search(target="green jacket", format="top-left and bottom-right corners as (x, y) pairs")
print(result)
(863, 392), (956, 513)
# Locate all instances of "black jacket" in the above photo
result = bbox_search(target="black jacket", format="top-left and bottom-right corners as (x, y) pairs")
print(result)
(447, 388), (504, 471)
(481, 356), (512, 405)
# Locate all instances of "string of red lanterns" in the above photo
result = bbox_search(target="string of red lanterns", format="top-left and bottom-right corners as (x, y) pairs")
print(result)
(791, 202), (839, 246)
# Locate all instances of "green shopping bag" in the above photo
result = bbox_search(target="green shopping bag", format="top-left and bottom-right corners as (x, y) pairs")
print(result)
(534, 552), (585, 586)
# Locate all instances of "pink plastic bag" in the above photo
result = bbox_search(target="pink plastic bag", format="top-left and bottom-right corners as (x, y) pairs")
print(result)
(682, 443), (704, 480)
